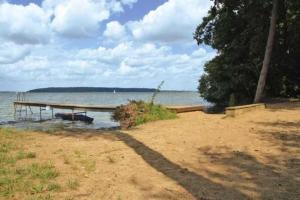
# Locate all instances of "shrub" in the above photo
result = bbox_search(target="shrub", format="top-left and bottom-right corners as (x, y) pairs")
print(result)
(112, 101), (138, 129)
(112, 100), (176, 129)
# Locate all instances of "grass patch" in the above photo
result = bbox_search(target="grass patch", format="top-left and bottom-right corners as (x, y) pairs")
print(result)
(16, 151), (36, 160)
(0, 128), (62, 199)
(31, 184), (45, 194)
(135, 103), (177, 126)
(27, 163), (59, 180)
(46, 183), (61, 192)
(66, 179), (79, 190)
(0, 153), (17, 166)
(0, 142), (15, 153)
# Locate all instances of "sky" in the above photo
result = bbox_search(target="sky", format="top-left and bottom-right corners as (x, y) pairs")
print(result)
(0, 0), (215, 91)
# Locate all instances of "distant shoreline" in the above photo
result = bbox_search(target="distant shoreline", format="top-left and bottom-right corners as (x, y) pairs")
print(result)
(0, 87), (197, 93)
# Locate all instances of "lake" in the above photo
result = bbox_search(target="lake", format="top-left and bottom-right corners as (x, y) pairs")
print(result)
(0, 92), (209, 129)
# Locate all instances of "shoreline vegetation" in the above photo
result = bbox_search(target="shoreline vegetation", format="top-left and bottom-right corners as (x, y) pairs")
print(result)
(112, 100), (177, 129)
(0, 101), (299, 199)
(112, 82), (177, 129)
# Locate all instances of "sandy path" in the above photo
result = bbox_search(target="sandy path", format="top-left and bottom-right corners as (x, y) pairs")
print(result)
(14, 102), (300, 200)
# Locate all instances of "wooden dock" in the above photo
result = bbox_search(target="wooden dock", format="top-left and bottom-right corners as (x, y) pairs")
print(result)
(13, 101), (204, 113)
(14, 101), (116, 112)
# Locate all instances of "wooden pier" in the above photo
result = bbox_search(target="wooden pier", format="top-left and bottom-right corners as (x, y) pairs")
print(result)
(14, 101), (116, 112)
(13, 101), (204, 116)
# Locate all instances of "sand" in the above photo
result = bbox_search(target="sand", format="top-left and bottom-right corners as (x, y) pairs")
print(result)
(7, 102), (300, 200)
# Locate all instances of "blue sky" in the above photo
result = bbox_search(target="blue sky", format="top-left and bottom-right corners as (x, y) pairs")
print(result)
(0, 0), (215, 91)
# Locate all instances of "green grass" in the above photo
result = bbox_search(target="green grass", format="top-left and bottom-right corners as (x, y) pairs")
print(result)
(46, 183), (61, 192)
(0, 153), (17, 166)
(66, 179), (79, 190)
(27, 163), (59, 180)
(16, 151), (36, 160)
(0, 128), (61, 199)
(135, 103), (177, 126)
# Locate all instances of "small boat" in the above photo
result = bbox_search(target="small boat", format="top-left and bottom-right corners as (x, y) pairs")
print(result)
(55, 113), (94, 123)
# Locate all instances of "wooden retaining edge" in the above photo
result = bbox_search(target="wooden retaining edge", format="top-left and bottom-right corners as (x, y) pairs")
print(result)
(289, 98), (300, 102)
(225, 103), (266, 117)
(166, 106), (205, 113)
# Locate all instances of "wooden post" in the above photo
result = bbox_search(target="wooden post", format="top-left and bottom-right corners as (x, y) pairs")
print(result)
(39, 107), (42, 121)
(19, 105), (22, 117)
(52, 108), (54, 119)
(13, 104), (16, 117)
(72, 109), (74, 121)
(29, 106), (33, 114)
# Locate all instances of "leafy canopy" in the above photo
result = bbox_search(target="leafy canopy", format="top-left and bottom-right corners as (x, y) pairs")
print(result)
(194, 0), (300, 106)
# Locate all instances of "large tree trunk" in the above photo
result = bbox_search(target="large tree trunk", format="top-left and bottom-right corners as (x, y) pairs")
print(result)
(254, 0), (279, 103)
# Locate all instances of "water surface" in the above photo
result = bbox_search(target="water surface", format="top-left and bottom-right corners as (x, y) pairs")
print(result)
(0, 92), (208, 129)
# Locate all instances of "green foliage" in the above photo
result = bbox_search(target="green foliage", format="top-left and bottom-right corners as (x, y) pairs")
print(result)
(112, 81), (176, 128)
(112, 100), (176, 129)
(194, 0), (300, 105)
(135, 102), (177, 126)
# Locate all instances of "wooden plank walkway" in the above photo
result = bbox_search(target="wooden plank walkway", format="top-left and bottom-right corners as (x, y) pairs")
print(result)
(13, 101), (116, 112)
(13, 101), (204, 113)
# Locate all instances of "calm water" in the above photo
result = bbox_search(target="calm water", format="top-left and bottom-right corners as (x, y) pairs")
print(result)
(0, 92), (208, 129)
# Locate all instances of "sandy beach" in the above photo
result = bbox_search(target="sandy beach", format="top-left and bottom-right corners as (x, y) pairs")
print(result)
(1, 102), (299, 200)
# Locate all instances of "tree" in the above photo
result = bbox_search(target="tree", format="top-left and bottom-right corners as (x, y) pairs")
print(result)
(194, 0), (300, 106)
(254, 0), (279, 103)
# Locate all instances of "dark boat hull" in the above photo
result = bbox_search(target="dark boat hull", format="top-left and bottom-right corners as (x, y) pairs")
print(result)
(55, 113), (94, 123)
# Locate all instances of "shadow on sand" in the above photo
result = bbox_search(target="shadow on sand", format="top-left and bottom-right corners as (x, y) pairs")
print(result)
(114, 131), (249, 200)
(38, 117), (299, 200)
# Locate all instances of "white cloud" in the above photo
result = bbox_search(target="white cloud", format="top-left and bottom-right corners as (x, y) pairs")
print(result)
(0, 0), (139, 45)
(129, 0), (212, 43)
(118, 60), (137, 75)
(0, 41), (216, 90)
(0, 42), (31, 64)
(108, 0), (123, 13)
(192, 48), (207, 57)
(103, 21), (126, 40)
(121, 0), (138, 6)
(0, 2), (50, 44)
(50, 0), (109, 38)
(0, 0), (216, 91)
